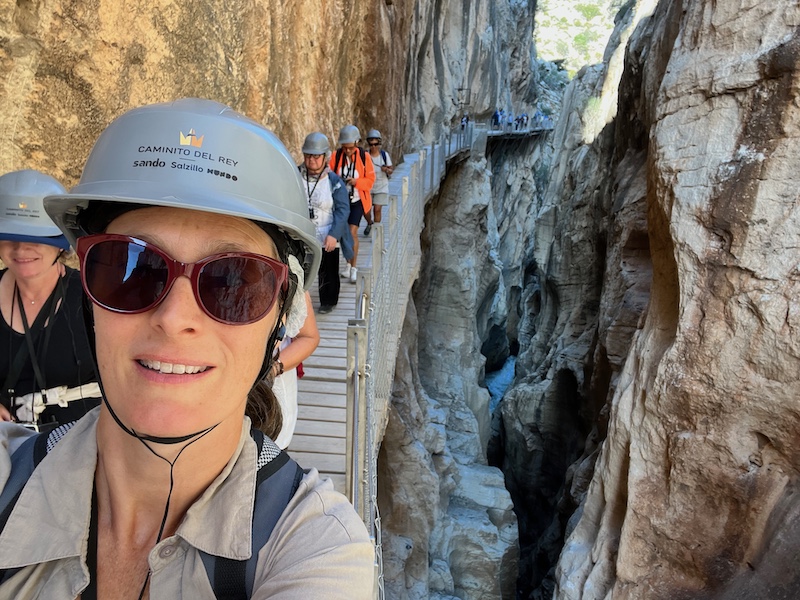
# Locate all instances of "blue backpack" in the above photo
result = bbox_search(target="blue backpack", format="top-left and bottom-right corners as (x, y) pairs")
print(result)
(0, 422), (303, 599)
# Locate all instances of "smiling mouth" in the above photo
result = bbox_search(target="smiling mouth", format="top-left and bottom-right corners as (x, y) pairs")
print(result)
(138, 359), (209, 374)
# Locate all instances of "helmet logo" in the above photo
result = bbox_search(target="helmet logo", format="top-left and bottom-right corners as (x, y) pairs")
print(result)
(179, 128), (205, 148)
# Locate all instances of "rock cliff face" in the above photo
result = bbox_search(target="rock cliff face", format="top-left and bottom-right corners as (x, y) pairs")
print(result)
(0, 0), (399, 175)
(500, 0), (800, 598)
(0, 0), (535, 176)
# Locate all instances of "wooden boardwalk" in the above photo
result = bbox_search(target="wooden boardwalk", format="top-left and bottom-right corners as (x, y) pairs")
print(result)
(287, 226), (374, 494)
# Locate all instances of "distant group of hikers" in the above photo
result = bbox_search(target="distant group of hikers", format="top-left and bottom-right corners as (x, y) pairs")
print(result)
(492, 107), (551, 131)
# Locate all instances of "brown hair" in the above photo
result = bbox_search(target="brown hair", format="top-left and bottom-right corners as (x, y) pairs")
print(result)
(247, 379), (283, 439)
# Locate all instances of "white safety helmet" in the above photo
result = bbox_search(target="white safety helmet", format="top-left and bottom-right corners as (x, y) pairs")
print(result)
(44, 98), (321, 289)
(337, 124), (360, 146)
(302, 132), (330, 155)
(0, 170), (69, 249)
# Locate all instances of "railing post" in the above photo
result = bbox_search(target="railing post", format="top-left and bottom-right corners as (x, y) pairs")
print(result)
(388, 194), (399, 233)
(418, 151), (424, 195)
(440, 133), (445, 177)
(430, 141), (436, 191)
(400, 176), (410, 215)
(372, 224), (384, 281)
(346, 318), (368, 523)
(409, 160), (419, 203)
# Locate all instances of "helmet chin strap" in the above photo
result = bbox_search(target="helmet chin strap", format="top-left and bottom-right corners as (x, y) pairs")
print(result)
(100, 389), (218, 444)
(82, 295), (288, 445)
(82, 296), (220, 445)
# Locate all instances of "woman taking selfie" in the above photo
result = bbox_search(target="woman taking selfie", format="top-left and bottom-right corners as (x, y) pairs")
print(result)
(0, 99), (373, 599)
(0, 169), (100, 429)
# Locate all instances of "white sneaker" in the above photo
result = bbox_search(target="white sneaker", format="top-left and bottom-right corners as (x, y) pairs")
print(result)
(340, 265), (351, 279)
(349, 267), (358, 283)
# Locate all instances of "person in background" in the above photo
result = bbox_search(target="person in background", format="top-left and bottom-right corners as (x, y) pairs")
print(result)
(0, 169), (100, 430)
(0, 99), (373, 598)
(299, 132), (351, 313)
(329, 124), (375, 284)
(271, 291), (319, 449)
(364, 129), (393, 233)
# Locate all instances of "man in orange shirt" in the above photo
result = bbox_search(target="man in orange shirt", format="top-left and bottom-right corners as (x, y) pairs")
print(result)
(329, 125), (375, 284)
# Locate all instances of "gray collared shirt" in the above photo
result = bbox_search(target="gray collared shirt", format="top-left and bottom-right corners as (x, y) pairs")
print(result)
(0, 410), (374, 599)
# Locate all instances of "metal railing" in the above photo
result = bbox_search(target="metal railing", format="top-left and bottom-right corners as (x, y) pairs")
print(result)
(344, 123), (475, 598)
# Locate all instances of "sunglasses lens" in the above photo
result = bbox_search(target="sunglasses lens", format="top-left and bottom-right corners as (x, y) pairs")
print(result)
(84, 240), (169, 312)
(198, 257), (278, 324)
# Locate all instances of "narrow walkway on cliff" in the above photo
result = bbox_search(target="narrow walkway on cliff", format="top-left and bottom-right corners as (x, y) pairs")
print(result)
(286, 119), (552, 597)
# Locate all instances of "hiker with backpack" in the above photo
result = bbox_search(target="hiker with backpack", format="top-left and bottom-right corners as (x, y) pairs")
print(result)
(0, 99), (374, 598)
(0, 170), (101, 431)
(329, 124), (375, 284)
(364, 129), (393, 232)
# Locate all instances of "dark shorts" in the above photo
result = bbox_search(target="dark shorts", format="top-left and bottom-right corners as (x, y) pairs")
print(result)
(347, 201), (364, 226)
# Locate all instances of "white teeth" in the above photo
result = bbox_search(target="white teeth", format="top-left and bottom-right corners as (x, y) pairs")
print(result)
(140, 359), (208, 374)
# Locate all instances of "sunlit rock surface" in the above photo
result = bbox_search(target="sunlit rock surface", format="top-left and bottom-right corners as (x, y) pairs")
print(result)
(549, 1), (800, 598)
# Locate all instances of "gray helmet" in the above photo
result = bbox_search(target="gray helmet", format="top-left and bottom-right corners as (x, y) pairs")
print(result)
(337, 124), (360, 145)
(302, 131), (330, 155)
(0, 170), (69, 249)
(365, 129), (382, 141)
(44, 98), (321, 289)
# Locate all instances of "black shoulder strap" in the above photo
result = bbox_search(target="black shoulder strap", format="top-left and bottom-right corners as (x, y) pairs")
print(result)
(359, 146), (367, 166)
(334, 148), (344, 174)
(0, 422), (75, 585)
(1, 281), (64, 406)
(204, 429), (304, 599)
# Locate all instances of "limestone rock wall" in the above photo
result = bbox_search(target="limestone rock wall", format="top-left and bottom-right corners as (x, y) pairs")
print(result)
(0, 0), (401, 177)
(496, 1), (656, 595)
(499, 0), (800, 598)
(0, 0), (534, 181)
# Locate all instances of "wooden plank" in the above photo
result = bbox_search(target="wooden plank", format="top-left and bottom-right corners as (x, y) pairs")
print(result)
(291, 451), (346, 474)
(301, 367), (347, 381)
(317, 337), (347, 349)
(298, 391), (346, 409)
(289, 434), (346, 454)
(296, 405), (346, 422)
(303, 356), (347, 370)
(300, 379), (347, 394)
(307, 346), (344, 358)
(293, 419), (346, 438)
(317, 323), (348, 333)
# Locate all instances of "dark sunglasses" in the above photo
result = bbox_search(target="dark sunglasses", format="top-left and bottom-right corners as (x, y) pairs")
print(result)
(76, 234), (288, 325)
(368, 142), (381, 147)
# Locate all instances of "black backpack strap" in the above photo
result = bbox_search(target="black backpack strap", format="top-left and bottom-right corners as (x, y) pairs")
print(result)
(203, 429), (304, 599)
(334, 148), (343, 174)
(0, 421), (75, 585)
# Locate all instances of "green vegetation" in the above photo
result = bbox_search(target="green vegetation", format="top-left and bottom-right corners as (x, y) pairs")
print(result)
(535, 0), (621, 76)
(576, 3), (601, 20)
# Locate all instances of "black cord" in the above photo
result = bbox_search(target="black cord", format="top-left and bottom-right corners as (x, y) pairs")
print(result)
(134, 424), (217, 599)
